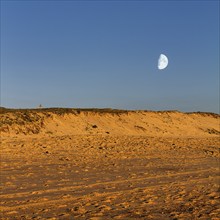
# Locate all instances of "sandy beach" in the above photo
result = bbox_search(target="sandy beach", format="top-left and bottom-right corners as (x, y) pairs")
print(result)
(0, 108), (219, 219)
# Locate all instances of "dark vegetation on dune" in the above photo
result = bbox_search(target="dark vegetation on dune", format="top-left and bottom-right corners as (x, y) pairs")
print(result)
(0, 107), (129, 115)
(0, 107), (219, 117)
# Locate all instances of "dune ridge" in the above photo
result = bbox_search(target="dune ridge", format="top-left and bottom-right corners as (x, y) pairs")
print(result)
(0, 108), (219, 137)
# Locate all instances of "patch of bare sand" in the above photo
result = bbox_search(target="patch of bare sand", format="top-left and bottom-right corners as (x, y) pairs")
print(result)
(1, 134), (219, 219)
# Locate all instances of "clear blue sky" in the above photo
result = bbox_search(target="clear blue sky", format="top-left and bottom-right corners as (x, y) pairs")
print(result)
(1, 0), (219, 112)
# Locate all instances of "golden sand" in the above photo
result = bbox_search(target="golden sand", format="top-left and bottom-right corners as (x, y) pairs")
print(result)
(0, 109), (219, 219)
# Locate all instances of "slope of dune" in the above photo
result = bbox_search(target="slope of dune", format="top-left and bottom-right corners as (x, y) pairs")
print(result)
(0, 108), (219, 137)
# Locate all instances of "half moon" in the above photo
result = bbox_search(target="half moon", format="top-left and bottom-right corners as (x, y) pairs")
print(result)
(158, 54), (168, 70)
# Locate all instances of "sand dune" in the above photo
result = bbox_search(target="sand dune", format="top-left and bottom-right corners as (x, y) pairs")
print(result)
(0, 108), (219, 219)
(0, 108), (219, 137)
